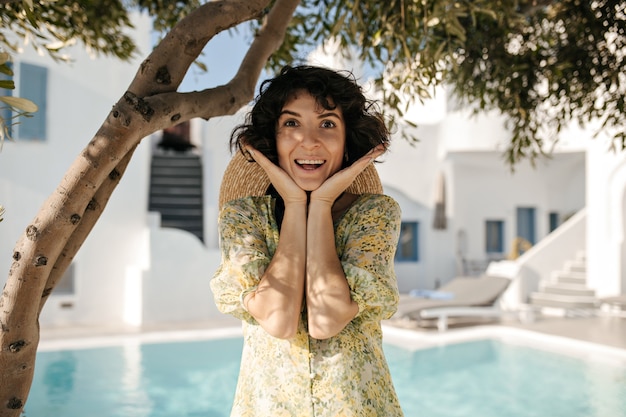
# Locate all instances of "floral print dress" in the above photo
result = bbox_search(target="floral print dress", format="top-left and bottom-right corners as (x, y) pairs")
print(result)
(210, 193), (404, 417)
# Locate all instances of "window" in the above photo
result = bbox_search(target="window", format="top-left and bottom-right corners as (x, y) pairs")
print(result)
(395, 221), (419, 262)
(516, 207), (536, 245)
(485, 220), (504, 253)
(18, 62), (47, 141)
(548, 212), (560, 232)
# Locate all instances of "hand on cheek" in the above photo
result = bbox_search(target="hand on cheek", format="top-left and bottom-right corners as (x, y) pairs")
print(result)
(311, 145), (385, 204)
(245, 147), (308, 205)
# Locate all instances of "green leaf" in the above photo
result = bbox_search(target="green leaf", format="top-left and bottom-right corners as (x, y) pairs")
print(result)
(0, 63), (14, 77)
(23, 3), (40, 29)
(0, 80), (15, 89)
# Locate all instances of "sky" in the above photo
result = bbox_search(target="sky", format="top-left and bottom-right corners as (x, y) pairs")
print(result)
(179, 28), (251, 92)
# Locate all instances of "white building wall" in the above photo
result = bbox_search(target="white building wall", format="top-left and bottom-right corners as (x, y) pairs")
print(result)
(376, 124), (459, 291)
(377, 124), (442, 205)
(384, 186), (431, 292)
(586, 137), (626, 297)
(440, 109), (512, 152)
(142, 218), (222, 325)
(449, 151), (585, 262)
(0, 13), (154, 327)
(201, 111), (248, 251)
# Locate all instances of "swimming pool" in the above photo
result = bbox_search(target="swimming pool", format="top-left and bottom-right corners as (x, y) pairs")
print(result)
(28, 326), (626, 417)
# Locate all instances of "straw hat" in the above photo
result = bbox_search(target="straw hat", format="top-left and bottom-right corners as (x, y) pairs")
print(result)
(219, 150), (383, 209)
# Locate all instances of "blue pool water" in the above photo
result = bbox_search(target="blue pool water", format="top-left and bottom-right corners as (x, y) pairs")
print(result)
(26, 337), (626, 417)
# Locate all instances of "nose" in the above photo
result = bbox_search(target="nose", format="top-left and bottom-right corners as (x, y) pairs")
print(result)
(299, 126), (320, 149)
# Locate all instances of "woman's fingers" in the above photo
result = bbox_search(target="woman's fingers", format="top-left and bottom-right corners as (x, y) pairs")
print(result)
(245, 147), (273, 171)
(245, 147), (307, 204)
(312, 145), (385, 203)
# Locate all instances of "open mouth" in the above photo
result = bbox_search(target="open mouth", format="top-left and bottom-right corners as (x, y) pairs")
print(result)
(295, 159), (325, 170)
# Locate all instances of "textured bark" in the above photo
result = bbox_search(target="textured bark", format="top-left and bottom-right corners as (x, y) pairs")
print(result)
(0, 0), (300, 414)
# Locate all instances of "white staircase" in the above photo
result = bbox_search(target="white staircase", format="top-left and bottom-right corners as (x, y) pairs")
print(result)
(529, 251), (598, 313)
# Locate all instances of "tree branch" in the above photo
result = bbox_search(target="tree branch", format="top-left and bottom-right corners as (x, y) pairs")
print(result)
(128, 0), (271, 97)
(0, 1), (287, 414)
(139, 0), (302, 122)
(229, 0), (301, 97)
(38, 147), (136, 314)
(30, 0), (278, 296)
(39, 0), (291, 293)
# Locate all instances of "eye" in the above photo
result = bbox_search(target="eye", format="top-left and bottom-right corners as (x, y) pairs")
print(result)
(321, 120), (336, 128)
(283, 119), (298, 127)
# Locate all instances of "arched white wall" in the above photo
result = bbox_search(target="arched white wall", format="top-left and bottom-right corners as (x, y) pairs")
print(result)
(142, 221), (223, 324)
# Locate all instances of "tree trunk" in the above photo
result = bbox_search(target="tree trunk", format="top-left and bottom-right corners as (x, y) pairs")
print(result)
(0, 0), (300, 414)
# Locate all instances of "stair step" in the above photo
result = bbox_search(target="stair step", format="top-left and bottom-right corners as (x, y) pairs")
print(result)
(152, 154), (201, 163)
(157, 207), (204, 217)
(149, 196), (204, 206)
(529, 292), (597, 309)
(150, 177), (202, 186)
(161, 219), (203, 229)
(151, 166), (202, 177)
(541, 283), (595, 297)
(553, 271), (586, 285)
(564, 260), (586, 273)
(557, 276), (587, 285)
(149, 186), (202, 196)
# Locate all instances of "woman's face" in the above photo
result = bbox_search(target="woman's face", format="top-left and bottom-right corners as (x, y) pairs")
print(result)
(276, 91), (346, 191)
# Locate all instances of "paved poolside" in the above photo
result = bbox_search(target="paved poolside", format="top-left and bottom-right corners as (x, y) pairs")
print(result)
(386, 313), (626, 350)
(39, 315), (242, 342)
(502, 315), (626, 350)
(39, 309), (626, 352)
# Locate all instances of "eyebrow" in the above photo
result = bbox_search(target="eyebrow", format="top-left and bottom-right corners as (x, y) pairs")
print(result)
(318, 111), (342, 120)
(279, 109), (342, 119)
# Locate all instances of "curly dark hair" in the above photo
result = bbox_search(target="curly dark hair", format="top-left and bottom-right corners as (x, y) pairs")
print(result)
(230, 65), (390, 167)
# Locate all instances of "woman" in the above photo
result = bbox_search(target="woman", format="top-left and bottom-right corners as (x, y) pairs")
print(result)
(211, 65), (404, 416)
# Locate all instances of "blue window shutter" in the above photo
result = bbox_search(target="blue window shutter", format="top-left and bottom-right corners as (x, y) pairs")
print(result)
(0, 62), (13, 137)
(19, 63), (47, 141)
(548, 212), (560, 232)
(516, 207), (536, 245)
(485, 220), (504, 253)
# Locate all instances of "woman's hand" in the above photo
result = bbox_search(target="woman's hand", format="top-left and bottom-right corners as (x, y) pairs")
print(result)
(245, 147), (308, 205)
(310, 145), (385, 205)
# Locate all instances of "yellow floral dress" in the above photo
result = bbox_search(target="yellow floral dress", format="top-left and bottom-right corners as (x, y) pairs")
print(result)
(211, 193), (404, 417)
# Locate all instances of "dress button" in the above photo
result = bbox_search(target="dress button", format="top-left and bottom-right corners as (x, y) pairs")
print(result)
(311, 396), (320, 404)
(309, 372), (316, 379)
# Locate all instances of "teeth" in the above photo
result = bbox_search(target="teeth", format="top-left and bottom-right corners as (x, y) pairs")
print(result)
(296, 159), (324, 165)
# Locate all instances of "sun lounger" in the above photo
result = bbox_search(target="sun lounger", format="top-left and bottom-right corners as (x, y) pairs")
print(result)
(601, 294), (626, 307)
(599, 294), (626, 317)
(394, 275), (512, 331)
